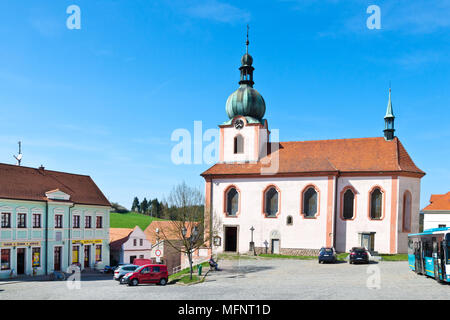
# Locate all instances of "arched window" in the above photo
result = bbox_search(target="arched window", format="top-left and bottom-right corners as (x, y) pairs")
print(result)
(234, 135), (244, 154)
(225, 187), (239, 216)
(303, 187), (318, 218)
(264, 187), (279, 217)
(343, 189), (355, 220)
(286, 216), (293, 225)
(370, 187), (383, 219)
(403, 191), (412, 232)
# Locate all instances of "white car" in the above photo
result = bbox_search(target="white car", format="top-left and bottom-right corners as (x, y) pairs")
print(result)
(113, 265), (139, 282)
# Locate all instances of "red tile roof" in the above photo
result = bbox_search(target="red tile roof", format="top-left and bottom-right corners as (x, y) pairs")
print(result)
(422, 192), (450, 211)
(0, 163), (110, 206)
(144, 220), (197, 243)
(109, 227), (135, 250)
(201, 137), (425, 177)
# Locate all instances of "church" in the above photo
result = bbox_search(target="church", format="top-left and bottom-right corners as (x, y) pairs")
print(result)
(201, 37), (425, 255)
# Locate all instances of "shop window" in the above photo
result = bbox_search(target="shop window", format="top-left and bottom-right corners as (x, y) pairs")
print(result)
(72, 246), (79, 264)
(1, 249), (11, 270)
(95, 245), (102, 262)
(32, 247), (41, 267)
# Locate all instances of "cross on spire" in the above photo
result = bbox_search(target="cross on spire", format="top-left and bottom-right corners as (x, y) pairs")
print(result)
(246, 24), (250, 54)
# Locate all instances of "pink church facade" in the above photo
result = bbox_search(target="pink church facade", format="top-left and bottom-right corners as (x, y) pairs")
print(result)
(202, 41), (424, 255)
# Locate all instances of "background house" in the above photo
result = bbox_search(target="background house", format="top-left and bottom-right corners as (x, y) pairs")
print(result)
(144, 221), (210, 274)
(109, 226), (152, 265)
(422, 192), (450, 230)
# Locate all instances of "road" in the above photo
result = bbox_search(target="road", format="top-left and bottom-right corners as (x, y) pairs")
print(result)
(0, 257), (449, 300)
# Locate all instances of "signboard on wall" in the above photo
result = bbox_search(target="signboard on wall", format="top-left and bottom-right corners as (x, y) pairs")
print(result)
(0, 241), (41, 247)
(72, 239), (102, 245)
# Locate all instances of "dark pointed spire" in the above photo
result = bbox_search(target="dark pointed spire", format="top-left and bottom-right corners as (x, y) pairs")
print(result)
(239, 25), (254, 87)
(384, 86), (395, 140)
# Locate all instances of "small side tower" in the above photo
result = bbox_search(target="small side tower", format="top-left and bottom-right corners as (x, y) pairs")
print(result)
(384, 88), (395, 141)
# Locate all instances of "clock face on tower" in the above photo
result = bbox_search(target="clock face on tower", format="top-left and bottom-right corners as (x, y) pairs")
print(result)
(234, 119), (244, 130)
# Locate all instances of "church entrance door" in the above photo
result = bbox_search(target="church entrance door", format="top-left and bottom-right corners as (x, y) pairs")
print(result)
(224, 226), (238, 252)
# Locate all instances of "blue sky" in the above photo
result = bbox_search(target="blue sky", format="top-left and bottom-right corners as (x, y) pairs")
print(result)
(0, 0), (449, 209)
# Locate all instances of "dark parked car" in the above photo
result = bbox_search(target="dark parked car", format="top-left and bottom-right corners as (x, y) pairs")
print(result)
(318, 247), (337, 264)
(349, 247), (369, 264)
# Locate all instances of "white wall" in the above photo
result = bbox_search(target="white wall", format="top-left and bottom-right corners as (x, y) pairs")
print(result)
(211, 175), (410, 254)
(424, 212), (450, 230)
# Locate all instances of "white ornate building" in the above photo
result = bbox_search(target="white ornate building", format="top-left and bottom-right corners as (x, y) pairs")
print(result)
(201, 41), (425, 255)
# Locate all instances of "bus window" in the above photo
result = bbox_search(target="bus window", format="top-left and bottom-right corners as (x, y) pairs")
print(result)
(407, 239), (414, 255)
(447, 234), (450, 264)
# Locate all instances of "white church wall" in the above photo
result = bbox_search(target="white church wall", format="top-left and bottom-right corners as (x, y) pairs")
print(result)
(335, 176), (394, 254)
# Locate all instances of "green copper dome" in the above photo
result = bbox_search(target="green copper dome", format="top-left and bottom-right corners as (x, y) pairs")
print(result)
(226, 83), (266, 121)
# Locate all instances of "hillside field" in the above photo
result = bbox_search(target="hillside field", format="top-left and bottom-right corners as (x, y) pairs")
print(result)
(110, 212), (166, 230)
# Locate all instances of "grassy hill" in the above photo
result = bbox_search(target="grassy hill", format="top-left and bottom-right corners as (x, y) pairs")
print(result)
(110, 212), (166, 230)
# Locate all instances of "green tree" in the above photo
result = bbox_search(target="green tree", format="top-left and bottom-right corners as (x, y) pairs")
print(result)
(131, 197), (140, 213)
(141, 198), (149, 215)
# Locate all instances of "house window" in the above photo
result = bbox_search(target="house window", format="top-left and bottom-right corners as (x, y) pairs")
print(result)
(133, 239), (137, 246)
(33, 214), (41, 228)
(226, 187), (239, 216)
(73, 215), (80, 229)
(370, 188), (383, 219)
(96, 216), (103, 228)
(303, 187), (318, 218)
(343, 189), (355, 220)
(286, 215), (293, 225)
(55, 215), (63, 228)
(402, 191), (412, 232)
(32, 247), (41, 267)
(85, 216), (92, 229)
(1, 213), (11, 228)
(140, 239), (143, 246)
(17, 213), (26, 228)
(1, 249), (11, 270)
(234, 135), (244, 154)
(264, 186), (279, 217)
(72, 246), (79, 264)
(95, 245), (102, 262)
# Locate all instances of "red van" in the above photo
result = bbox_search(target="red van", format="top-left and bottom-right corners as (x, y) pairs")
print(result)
(124, 264), (169, 286)
(132, 258), (153, 266)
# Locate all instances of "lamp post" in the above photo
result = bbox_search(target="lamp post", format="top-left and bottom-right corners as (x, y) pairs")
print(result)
(249, 226), (256, 255)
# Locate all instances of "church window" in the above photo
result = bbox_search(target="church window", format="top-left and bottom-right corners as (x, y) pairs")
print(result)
(286, 215), (293, 225)
(302, 186), (318, 218)
(226, 187), (239, 216)
(402, 191), (412, 232)
(234, 135), (244, 154)
(264, 186), (279, 217)
(343, 189), (355, 220)
(370, 187), (383, 219)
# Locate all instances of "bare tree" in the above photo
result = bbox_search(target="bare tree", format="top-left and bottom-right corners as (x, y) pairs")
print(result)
(155, 182), (213, 280)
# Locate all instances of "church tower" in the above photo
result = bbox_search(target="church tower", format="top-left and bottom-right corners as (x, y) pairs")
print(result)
(384, 88), (395, 141)
(219, 26), (270, 163)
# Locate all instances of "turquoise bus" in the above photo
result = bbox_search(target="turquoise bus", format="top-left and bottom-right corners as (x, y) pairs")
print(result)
(408, 227), (450, 283)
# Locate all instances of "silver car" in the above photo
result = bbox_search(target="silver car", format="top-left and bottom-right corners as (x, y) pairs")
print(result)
(113, 264), (139, 281)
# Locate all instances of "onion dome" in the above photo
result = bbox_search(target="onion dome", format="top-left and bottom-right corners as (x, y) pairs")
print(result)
(224, 25), (266, 124)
